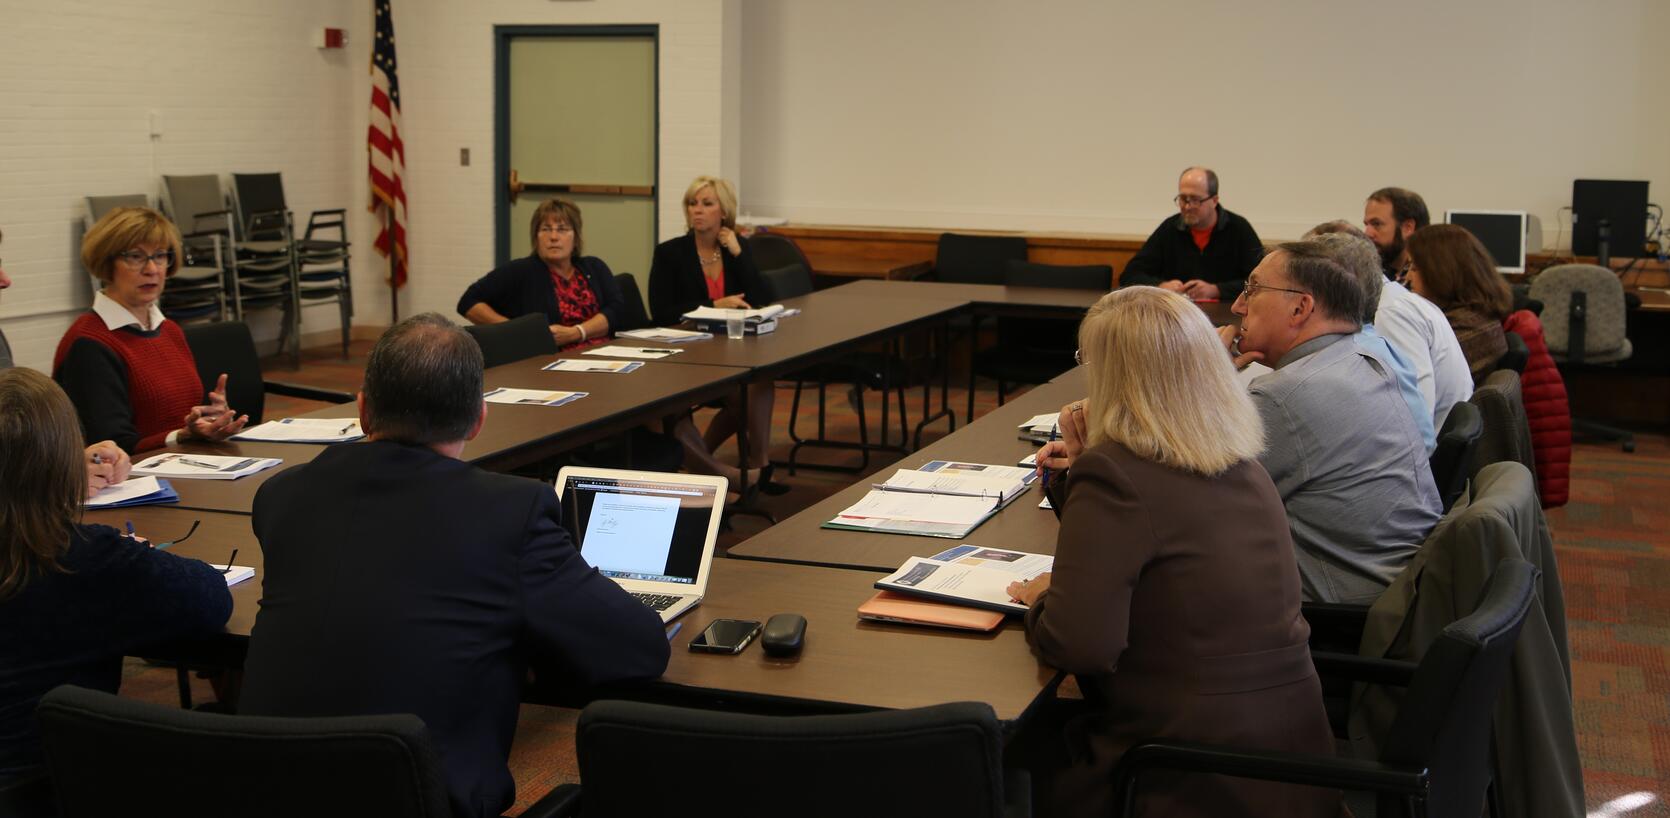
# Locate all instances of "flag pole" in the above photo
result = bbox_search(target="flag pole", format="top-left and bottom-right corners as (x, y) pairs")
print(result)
(386, 204), (399, 324)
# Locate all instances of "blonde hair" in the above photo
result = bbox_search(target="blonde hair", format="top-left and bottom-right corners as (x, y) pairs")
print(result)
(81, 206), (183, 282)
(0, 369), (86, 599)
(1080, 287), (1265, 476)
(682, 176), (737, 231)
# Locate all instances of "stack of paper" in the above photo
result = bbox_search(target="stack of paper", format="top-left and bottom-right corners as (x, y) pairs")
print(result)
(233, 417), (364, 443)
(824, 460), (1037, 538)
(220, 566), (256, 587)
(132, 453), (283, 481)
(482, 388), (588, 407)
(86, 476), (178, 509)
(543, 359), (643, 374)
(580, 346), (683, 360)
(683, 304), (786, 323)
(874, 545), (1054, 614)
(1017, 413), (1058, 442)
(616, 327), (712, 343)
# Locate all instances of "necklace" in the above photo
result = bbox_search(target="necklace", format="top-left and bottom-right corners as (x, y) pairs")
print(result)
(700, 248), (722, 265)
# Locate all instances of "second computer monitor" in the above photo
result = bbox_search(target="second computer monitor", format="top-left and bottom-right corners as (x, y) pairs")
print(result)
(1572, 179), (1649, 259)
(1445, 210), (1527, 275)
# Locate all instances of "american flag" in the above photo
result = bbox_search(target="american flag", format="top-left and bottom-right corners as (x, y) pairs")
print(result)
(368, 0), (407, 287)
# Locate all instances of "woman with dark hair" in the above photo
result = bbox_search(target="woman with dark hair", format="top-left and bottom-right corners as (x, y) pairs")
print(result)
(1407, 224), (1571, 506)
(53, 207), (248, 453)
(457, 197), (623, 351)
(0, 368), (232, 784)
(1404, 224), (1513, 384)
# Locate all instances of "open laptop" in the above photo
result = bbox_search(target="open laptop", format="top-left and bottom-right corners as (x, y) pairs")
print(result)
(555, 467), (727, 623)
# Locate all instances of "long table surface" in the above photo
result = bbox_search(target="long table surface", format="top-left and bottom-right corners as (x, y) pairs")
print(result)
(603, 290), (966, 373)
(85, 506), (1056, 721)
(727, 368), (1088, 572)
(826, 278), (1240, 325)
(145, 360), (749, 515)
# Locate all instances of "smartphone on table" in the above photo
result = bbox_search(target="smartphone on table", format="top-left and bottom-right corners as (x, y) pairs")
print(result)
(689, 618), (763, 654)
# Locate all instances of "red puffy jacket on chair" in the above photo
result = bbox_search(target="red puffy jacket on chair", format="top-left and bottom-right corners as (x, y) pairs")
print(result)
(1503, 310), (1571, 507)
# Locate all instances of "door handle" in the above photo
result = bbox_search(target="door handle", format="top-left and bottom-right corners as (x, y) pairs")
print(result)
(508, 169), (655, 203)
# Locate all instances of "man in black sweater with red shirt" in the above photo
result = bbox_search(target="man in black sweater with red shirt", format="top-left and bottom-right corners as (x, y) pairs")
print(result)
(1119, 167), (1265, 301)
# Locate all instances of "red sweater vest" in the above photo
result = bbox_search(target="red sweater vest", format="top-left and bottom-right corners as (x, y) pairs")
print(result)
(53, 314), (203, 452)
(1503, 310), (1571, 508)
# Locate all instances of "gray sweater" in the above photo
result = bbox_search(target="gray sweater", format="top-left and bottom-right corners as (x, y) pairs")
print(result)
(1249, 333), (1442, 604)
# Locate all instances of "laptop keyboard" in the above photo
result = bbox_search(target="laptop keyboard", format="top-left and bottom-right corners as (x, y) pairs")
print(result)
(632, 592), (682, 612)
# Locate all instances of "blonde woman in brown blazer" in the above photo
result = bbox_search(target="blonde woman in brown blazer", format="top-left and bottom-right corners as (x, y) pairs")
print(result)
(1013, 287), (1339, 818)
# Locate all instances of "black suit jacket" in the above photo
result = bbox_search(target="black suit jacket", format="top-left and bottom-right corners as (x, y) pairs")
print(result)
(240, 441), (670, 818)
(647, 232), (767, 326)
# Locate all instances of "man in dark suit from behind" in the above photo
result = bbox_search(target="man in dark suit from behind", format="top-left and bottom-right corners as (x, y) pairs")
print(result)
(240, 313), (670, 818)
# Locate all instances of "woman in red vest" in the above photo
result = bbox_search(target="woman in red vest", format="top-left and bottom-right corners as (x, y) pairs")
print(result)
(53, 207), (248, 454)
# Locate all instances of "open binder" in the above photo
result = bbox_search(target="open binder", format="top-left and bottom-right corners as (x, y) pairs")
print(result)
(823, 460), (1038, 539)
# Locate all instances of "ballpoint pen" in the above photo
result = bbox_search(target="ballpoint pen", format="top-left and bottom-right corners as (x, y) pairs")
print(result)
(665, 622), (683, 642)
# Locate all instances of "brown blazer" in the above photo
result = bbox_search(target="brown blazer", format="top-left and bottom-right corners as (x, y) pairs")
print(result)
(1025, 442), (1339, 818)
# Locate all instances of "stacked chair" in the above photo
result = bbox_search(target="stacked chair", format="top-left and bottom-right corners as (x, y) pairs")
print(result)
(162, 174), (296, 360)
(231, 172), (353, 361)
(85, 194), (226, 324)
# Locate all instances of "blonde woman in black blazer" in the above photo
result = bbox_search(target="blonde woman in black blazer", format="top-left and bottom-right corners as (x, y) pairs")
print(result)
(648, 176), (785, 496)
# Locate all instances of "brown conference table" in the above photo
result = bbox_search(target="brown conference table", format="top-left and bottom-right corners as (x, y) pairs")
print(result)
(727, 368), (1087, 572)
(86, 506), (1056, 721)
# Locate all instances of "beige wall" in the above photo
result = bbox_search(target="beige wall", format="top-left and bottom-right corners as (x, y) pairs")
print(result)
(738, 0), (1670, 243)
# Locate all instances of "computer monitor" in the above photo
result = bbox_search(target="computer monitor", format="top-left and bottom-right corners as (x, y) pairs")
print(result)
(1445, 210), (1527, 274)
(1572, 179), (1649, 258)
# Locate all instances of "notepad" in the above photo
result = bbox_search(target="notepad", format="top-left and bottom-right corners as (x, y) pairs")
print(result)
(857, 591), (1006, 632)
(616, 327), (712, 343)
(874, 545), (1054, 614)
(823, 460), (1037, 538)
(542, 359), (644, 373)
(85, 476), (178, 509)
(220, 565), (256, 587)
(482, 388), (588, 407)
(133, 453), (282, 480)
(1017, 413), (1058, 442)
(233, 417), (364, 443)
(580, 345), (683, 359)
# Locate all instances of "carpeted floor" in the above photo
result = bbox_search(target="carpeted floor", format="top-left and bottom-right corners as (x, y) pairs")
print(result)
(114, 339), (1670, 817)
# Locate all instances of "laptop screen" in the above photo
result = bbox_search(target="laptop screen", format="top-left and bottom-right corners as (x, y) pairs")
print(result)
(559, 473), (719, 585)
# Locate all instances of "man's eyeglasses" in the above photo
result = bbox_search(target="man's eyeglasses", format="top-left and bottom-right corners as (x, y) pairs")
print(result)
(1239, 279), (1310, 300)
(1173, 194), (1216, 208)
(112, 250), (174, 269)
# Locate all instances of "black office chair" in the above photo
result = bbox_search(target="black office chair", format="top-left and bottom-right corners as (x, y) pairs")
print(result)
(969, 260), (1110, 413)
(749, 232), (815, 281)
(0, 773), (53, 818)
(932, 233), (1029, 285)
(759, 262), (915, 474)
(463, 313), (559, 369)
(36, 684), (578, 818)
(557, 700), (1027, 818)
(1466, 370), (1538, 489)
(1115, 558), (1537, 818)
(1494, 331), (1528, 374)
(182, 321), (354, 425)
(614, 273), (652, 333)
(1430, 401), (1483, 513)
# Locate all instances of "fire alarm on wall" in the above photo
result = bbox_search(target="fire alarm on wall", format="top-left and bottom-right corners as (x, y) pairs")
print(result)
(316, 28), (347, 49)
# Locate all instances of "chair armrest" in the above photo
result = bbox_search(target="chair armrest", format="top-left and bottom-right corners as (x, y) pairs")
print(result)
(515, 783), (582, 818)
(305, 209), (348, 242)
(263, 380), (354, 404)
(1112, 739), (1429, 801)
(1310, 651), (1417, 686)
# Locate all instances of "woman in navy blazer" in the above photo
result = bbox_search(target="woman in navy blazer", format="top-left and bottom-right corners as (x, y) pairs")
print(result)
(648, 176), (786, 496)
(458, 198), (622, 351)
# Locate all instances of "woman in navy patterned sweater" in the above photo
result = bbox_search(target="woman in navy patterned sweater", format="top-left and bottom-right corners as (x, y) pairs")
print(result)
(0, 368), (232, 785)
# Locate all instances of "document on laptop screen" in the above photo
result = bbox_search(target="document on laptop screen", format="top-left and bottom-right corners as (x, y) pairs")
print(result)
(582, 490), (679, 577)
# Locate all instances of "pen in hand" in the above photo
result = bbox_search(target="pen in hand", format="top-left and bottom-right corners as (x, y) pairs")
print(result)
(665, 622), (683, 642)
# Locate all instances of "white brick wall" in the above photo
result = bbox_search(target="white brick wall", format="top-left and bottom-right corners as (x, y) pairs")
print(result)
(0, 0), (726, 371)
(0, 0), (364, 371)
